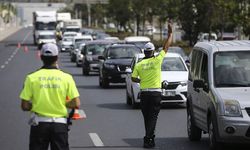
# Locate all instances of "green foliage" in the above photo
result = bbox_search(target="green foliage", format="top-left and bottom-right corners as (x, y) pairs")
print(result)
(0, 2), (17, 24)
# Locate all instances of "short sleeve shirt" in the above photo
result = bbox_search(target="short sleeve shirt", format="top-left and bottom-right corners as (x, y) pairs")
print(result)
(20, 69), (79, 117)
(132, 50), (166, 89)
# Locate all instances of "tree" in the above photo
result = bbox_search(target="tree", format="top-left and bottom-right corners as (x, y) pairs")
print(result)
(0, 2), (16, 24)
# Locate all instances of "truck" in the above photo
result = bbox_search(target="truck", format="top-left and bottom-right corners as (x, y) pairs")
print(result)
(33, 11), (57, 45)
(62, 19), (82, 34)
(56, 13), (71, 31)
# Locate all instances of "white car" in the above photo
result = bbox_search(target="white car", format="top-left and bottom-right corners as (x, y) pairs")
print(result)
(60, 37), (73, 52)
(71, 35), (93, 63)
(125, 52), (189, 108)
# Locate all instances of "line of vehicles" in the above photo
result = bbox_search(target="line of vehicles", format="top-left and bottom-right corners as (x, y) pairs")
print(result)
(32, 11), (250, 150)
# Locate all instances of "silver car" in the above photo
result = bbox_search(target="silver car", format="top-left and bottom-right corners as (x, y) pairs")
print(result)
(187, 40), (250, 149)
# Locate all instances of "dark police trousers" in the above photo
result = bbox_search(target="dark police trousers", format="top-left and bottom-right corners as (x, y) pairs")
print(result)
(30, 122), (69, 150)
(140, 91), (162, 138)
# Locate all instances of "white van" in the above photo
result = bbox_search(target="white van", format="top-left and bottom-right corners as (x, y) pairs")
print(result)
(187, 40), (250, 149)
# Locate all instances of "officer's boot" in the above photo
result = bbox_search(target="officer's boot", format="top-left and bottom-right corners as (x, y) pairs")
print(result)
(143, 136), (155, 148)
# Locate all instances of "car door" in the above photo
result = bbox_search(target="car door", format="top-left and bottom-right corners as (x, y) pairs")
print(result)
(126, 57), (136, 97)
(196, 51), (210, 130)
(189, 49), (203, 127)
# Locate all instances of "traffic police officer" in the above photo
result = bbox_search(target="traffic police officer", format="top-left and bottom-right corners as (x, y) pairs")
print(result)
(131, 23), (173, 148)
(20, 43), (80, 150)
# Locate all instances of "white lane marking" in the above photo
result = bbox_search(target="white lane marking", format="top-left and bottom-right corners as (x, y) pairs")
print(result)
(89, 133), (104, 147)
(0, 29), (32, 71)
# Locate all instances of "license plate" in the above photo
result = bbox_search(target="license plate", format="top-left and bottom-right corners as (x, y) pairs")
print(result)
(163, 91), (176, 96)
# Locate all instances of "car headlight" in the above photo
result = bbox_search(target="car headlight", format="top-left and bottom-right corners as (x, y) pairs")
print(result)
(224, 100), (242, 117)
(104, 63), (115, 69)
(180, 81), (187, 86)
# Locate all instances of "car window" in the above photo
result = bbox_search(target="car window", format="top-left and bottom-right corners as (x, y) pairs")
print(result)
(107, 47), (141, 59)
(200, 53), (208, 84)
(214, 51), (250, 87)
(190, 49), (202, 80)
(86, 44), (108, 55)
(162, 57), (187, 71)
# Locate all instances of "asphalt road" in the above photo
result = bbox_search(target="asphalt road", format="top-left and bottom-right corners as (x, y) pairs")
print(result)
(0, 28), (248, 150)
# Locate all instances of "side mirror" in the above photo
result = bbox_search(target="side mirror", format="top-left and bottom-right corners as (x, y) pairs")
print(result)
(98, 56), (105, 60)
(125, 68), (132, 74)
(193, 79), (204, 89)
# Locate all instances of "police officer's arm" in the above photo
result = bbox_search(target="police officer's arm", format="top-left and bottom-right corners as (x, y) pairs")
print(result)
(131, 77), (140, 83)
(66, 97), (81, 109)
(21, 100), (32, 111)
(163, 23), (173, 53)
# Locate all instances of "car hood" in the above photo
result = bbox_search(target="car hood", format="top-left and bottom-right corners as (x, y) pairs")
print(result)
(216, 88), (250, 109)
(105, 59), (132, 65)
(161, 71), (188, 82)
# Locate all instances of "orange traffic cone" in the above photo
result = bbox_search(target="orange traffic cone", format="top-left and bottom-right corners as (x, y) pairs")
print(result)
(24, 46), (29, 52)
(36, 51), (41, 59)
(17, 43), (21, 48)
(72, 109), (86, 120)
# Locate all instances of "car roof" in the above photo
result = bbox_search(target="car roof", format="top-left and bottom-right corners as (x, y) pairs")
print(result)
(63, 32), (77, 34)
(109, 44), (140, 48)
(74, 35), (92, 40)
(124, 36), (150, 42)
(81, 40), (117, 45)
(194, 40), (250, 53)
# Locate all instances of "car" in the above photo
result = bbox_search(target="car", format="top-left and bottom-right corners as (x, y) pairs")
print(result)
(198, 33), (217, 42)
(168, 46), (190, 62)
(187, 40), (250, 149)
(124, 36), (150, 50)
(37, 31), (56, 45)
(80, 40), (117, 75)
(70, 35), (93, 62)
(125, 52), (189, 108)
(63, 31), (79, 38)
(98, 44), (142, 88)
(60, 37), (73, 52)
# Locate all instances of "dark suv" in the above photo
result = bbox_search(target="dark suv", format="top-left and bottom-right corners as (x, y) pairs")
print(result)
(81, 40), (116, 75)
(98, 44), (142, 88)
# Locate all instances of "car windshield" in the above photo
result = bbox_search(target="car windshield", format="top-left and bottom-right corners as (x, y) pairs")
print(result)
(162, 57), (187, 71)
(108, 46), (141, 59)
(168, 47), (187, 58)
(36, 22), (56, 30)
(214, 51), (250, 87)
(86, 44), (108, 55)
(75, 38), (91, 43)
(127, 41), (148, 49)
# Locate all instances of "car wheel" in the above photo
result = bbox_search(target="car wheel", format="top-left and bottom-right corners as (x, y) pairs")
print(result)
(76, 62), (81, 67)
(126, 88), (132, 105)
(208, 119), (222, 150)
(83, 68), (89, 75)
(99, 73), (109, 88)
(187, 107), (202, 141)
(131, 88), (139, 109)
